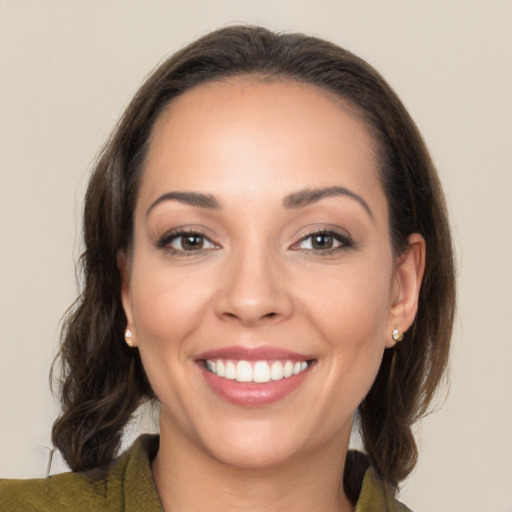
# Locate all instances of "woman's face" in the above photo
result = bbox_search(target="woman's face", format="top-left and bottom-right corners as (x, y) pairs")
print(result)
(121, 78), (418, 468)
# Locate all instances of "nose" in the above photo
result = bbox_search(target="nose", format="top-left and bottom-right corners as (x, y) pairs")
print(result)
(214, 245), (293, 327)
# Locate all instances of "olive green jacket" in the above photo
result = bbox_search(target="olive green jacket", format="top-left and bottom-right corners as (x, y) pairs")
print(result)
(1, 435), (411, 511)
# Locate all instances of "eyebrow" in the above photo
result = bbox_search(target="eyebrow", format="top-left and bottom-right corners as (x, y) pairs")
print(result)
(146, 186), (373, 219)
(283, 186), (373, 219)
(146, 191), (220, 217)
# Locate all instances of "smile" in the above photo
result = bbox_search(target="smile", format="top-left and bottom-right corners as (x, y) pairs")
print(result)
(205, 359), (309, 383)
(197, 346), (315, 405)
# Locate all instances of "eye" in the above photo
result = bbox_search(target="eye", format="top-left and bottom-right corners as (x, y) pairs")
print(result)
(158, 230), (218, 254)
(292, 230), (352, 253)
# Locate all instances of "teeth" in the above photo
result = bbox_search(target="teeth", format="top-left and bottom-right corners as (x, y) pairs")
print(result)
(270, 361), (284, 380)
(283, 361), (294, 378)
(253, 361), (271, 383)
(216, 359), (225, 377)
(225, 361), (236, 380)
(236, 361), (253, 382)
(205, 359), (310, 383)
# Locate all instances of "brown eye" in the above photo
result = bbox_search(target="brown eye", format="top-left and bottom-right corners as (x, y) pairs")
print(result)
(310, 234), (334, 250)
(160, 231), (217, 253)
(180, 234), (204, 251)
(293, 230), (352, 253)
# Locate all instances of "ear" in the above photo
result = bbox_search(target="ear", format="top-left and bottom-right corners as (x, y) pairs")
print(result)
(117, 251), (137, 347)
(386, 233), (426, 348)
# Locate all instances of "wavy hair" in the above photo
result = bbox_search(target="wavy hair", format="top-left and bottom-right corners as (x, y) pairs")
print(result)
(52, 25), (455, 493)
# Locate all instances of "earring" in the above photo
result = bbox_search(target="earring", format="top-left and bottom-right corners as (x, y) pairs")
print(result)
(392, 328), (404, 342)
(125, 329), (134, 347)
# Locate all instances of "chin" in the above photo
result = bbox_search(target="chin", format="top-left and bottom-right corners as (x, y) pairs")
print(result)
(193, 413), (346, 471)
(207, 437), (304, 470)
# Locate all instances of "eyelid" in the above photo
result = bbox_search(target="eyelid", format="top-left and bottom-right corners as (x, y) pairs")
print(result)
(290, 226), (354, 253)
(156, 226), (221, 254)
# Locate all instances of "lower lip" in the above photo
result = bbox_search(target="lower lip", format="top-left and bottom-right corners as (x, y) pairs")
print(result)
(199, 364), (312, 406)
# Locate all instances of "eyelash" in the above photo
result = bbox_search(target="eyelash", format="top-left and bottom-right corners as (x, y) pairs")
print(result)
(291, 229), (353, 255)
(156, 228), (353, 257)
(156, 228), (218, 257)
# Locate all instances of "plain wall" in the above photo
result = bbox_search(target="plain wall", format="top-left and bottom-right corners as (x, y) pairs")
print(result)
(1, 1), (511, 511)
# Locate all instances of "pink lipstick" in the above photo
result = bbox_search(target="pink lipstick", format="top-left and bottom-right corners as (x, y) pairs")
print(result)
(196, 346), (315, 406)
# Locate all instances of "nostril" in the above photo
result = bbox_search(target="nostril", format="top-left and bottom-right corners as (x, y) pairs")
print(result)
(221, 310), (278, 323)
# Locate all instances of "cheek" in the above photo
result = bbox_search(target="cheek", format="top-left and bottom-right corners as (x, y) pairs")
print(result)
(297, 256), (393, 387)
(128, 264), (216, 415)
(300, 257), (392, 338)
(129, 260), (214, 357)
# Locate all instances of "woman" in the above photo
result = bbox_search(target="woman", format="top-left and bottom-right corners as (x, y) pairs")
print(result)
(1, 25), (455, 511)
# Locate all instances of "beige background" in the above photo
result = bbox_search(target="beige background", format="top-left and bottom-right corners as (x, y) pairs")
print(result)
(1, 1), (511, 511)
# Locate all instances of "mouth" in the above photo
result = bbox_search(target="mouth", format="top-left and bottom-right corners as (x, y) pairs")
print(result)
(196, 346), (316, 406)
(202, 358), (311, 383)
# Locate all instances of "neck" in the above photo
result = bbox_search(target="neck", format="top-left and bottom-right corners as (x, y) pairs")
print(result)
(152, 424), (354, 512)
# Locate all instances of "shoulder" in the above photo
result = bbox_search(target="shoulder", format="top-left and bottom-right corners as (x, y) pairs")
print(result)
(0, 471), (109, 512)
(345, 451), (413, 512)
(356, 465), (413, 512)
(0, 435), (162, 512)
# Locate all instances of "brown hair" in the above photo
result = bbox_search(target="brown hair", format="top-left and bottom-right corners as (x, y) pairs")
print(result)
(52, 25), (455, 493)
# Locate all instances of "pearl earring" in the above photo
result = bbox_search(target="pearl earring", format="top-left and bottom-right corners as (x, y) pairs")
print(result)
(125, 329), (134, 347)
(392, 328), (404, 342)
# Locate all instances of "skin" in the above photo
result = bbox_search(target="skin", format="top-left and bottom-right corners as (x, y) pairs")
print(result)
(120, 78), (425, 512)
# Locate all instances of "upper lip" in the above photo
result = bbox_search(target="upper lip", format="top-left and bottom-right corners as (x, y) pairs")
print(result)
(196, 345), (314, 362)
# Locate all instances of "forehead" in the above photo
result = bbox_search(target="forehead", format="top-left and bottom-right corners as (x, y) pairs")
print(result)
(139, 78), (386, 217)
